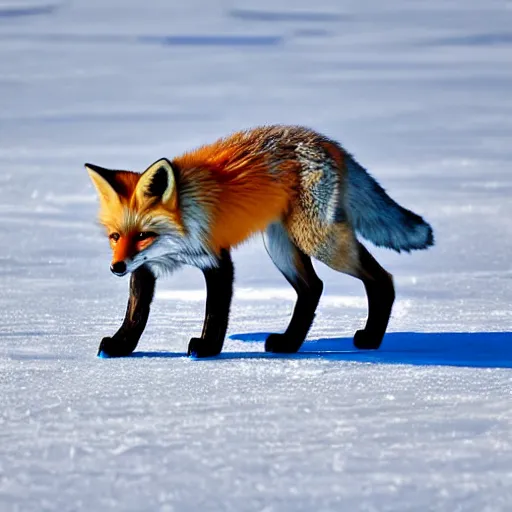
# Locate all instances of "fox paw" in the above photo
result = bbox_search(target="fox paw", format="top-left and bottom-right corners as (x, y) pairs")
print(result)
(187, 338), (222, 358)
(264, 333), (301, 354)
(97, 336), (137, 358)
(353, 329), (383, 350)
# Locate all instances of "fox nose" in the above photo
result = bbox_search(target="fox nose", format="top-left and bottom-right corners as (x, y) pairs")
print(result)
(110, 261), (127, 276)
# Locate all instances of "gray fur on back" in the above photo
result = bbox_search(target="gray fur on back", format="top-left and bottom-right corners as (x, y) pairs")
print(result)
(344, 156), (434, 252)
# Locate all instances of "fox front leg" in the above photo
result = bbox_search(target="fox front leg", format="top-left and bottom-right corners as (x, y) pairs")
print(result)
(98, 265), (156, 357)
(188, 249), (234, 358)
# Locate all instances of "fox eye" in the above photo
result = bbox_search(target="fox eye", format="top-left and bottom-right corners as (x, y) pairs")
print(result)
(109, 232), (120, 242)
(137, 231), (158, 241)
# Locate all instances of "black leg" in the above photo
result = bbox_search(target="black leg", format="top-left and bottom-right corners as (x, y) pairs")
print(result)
(187, 249), (234, 358)
(265, 250), (323, 353)
(353, 243), (395, 350)
(263, 223), (323, 354)
(98, 265), (156, 357)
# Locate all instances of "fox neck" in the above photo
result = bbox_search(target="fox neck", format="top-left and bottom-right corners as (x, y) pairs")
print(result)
(155, 233), (220, 269)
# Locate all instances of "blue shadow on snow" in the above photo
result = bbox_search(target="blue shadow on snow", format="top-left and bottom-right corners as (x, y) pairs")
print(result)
(129, 332), (512, 369)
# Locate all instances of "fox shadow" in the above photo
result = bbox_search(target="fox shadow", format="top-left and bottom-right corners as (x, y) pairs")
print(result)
(132, 331), (512, 369)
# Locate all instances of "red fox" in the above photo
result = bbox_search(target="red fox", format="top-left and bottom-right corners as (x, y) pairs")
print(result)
(86, 125), (434, 358)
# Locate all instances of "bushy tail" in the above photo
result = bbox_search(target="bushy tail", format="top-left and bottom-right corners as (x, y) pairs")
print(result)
(346, 157), (434, 252)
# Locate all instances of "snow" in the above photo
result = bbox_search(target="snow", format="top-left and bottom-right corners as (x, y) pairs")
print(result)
(1, 0), (512, 510)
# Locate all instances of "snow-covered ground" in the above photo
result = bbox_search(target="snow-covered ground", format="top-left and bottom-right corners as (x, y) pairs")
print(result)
(1, 1), (512, 510)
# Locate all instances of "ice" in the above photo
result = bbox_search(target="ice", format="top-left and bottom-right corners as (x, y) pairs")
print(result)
(1, 0), (512, 510)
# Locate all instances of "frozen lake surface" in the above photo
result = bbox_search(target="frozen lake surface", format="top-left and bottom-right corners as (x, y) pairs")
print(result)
(1, 0), (511, 510)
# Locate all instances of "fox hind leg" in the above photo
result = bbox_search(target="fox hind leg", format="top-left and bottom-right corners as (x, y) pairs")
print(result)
(314, 227), (395, 350)
(263, 223), (323, 353)
(352, 242), (395, 349)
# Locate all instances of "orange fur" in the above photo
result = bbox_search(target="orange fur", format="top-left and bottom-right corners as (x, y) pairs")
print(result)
(110, 232), (159, 265)
(172, 128), (300, 251)
(110, 172), (140, 202)
(111, 233), (137, 264)
(95, 169), (184, 237)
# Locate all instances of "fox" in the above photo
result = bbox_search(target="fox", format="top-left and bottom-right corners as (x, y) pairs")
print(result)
(85, 125), (434, 358)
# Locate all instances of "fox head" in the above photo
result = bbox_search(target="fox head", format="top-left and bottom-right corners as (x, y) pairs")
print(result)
(86, 158), (184, 276)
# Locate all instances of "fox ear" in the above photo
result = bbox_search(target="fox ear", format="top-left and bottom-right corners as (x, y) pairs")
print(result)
(85, 163), (122, 207)
(136, 158), (176, 206)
